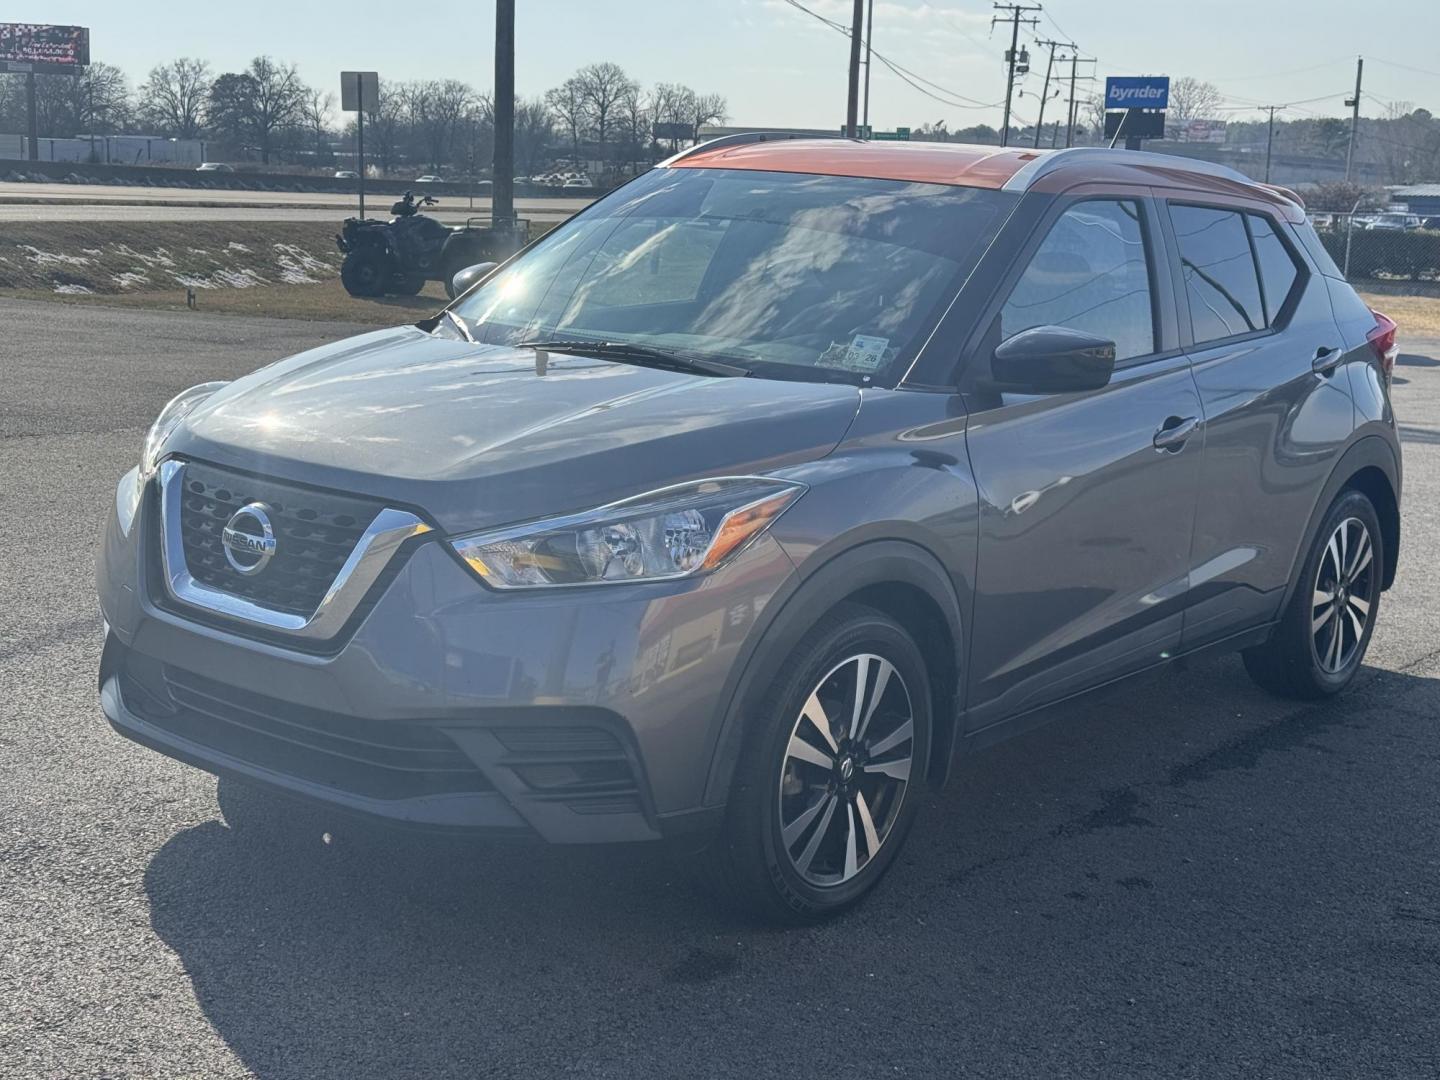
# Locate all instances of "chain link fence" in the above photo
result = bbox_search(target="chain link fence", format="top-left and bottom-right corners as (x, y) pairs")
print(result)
(1310, 214), (1440, 286)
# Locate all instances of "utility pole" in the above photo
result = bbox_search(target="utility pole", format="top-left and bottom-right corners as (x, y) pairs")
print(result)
(25, 71), (38, 161)
(994, 3), (1041, 147)
(862, 0), (875, 129)
(493, 0), (515, 225)
(846, 0), (865, 136)
(1345, 56), (1363, 182)
(1264, 105), (1282, 183)
(1032, 39), (1072, 148)
(1064, 56), (1095, 147)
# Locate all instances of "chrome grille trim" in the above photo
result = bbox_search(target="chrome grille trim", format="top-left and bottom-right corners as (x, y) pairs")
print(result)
(157, 459), (431, 639)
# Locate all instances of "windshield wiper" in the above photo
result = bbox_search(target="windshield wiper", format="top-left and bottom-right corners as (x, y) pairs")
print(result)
(516, 339), (750, 378)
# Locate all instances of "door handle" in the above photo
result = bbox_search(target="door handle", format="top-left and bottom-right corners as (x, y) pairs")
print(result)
(1153, 415), (1199, 452)
(1312, 346), (1344, 376)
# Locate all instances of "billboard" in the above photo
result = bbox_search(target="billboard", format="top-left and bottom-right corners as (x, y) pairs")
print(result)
(1104, 75), (1169, 111)
(0, 23), (90, 73)
(1171, 118), (1228, 144)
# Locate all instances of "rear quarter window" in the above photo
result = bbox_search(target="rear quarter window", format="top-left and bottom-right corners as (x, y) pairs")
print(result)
(1170, 204), (1266, 344)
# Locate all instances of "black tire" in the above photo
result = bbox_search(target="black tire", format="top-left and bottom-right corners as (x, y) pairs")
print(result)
(698, 602), (933, 924)
(340, 248), (390, 297)
(392, 273), (427, 296)
(1243, 488), (1384, 700)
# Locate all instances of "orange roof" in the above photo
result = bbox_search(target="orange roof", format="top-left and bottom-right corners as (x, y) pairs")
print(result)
(669, 138), (1046, 189)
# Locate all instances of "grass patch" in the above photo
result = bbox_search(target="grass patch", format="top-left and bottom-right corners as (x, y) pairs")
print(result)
(1358, 291), (1440, 337)
(0, 277), (449, 325)
(0, 221), (342, 294)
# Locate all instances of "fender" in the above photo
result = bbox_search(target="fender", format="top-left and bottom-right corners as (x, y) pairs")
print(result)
(700, 539), (966, 808)
(1277, 432), (1401, 616)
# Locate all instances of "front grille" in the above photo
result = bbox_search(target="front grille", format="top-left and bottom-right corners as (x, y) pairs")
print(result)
(121, 655), (492, 801)
(178, 461), (383, 617)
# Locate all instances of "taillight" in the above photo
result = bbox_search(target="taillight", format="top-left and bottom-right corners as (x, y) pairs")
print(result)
(1367, 309), (1398, 384)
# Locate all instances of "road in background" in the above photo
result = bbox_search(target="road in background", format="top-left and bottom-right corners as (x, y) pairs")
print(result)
(2, 298), (1439, 1078)
(0, 181), (592, 223)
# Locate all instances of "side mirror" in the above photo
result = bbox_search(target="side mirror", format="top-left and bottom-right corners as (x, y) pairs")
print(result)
(448, 261), (498, 299)
(991, 325), (1116, 394)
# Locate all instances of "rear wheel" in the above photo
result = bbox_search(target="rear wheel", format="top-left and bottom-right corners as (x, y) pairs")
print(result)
(391, 272), (426, 296)
(1243, 489), (1383, 699)
(340, 248), (390, 297)
(700, 603), (932, 923)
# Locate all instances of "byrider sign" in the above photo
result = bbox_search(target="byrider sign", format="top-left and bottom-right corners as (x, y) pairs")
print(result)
(1104, 76), (1170, 111)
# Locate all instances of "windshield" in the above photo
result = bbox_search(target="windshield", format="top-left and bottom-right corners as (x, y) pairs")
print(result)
(452, 167), (1014, 383)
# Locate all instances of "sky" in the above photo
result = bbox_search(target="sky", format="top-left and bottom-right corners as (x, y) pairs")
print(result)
(15, 0), (1440, 132)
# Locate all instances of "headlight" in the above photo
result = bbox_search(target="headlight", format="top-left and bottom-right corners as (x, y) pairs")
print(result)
(139, 381), (229, 482)
(451, 477), (805, 589)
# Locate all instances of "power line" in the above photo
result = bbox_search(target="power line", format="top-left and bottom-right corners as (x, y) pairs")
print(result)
(993, 3), (1042, 145)
(777, 0), (1005, 112)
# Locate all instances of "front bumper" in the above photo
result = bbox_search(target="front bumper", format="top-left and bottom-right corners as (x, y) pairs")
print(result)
(98, 469), (796, 843)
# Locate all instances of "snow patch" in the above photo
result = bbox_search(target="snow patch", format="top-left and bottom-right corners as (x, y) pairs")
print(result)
(225, 241), (251, 253)
(114, 244), (176, 268)
(21, 245), (91, 267)
(168, 272), (217, 290)
(273, 243), (334, 285)
(111, 272), (151, 289)
(54, 283), (94, 294)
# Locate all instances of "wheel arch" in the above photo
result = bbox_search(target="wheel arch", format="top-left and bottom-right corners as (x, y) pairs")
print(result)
(1281, 434), (1401, 615)
(701, 539), (965, 808)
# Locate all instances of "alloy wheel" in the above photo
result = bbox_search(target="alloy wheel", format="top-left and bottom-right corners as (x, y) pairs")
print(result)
(1311, 516), (1376, 674)
(777, 653), (915, 888)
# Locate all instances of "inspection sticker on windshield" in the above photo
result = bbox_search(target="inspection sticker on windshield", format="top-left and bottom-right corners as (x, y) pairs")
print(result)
(819, 334), (891, 372)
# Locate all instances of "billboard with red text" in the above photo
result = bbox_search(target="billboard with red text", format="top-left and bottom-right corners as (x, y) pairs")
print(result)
(0, 24), (90, 74)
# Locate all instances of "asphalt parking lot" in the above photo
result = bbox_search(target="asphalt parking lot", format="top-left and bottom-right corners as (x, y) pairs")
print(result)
(2, 298), (1438, 1079)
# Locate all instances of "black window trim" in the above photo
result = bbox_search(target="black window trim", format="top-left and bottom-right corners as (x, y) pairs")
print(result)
(1164, 198), (1310, 351)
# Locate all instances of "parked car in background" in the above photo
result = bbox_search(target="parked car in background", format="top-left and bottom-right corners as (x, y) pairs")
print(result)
(195, 162), (233, 173)
(334, 170), (359, 180)
(1364, 212), (1422, 231)
(99, 138), (1402, 923)
(415, 175), (443, 184)
(1308, 211), (1336, 229)
(562, 176), (591, 189)
(1422, 216), (1440, 231)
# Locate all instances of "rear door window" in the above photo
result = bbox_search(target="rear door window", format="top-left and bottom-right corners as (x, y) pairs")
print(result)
(1246, 213), (1301, 324)
(1000, 199), (1156, 362)
(1170, 205), (1265, 344)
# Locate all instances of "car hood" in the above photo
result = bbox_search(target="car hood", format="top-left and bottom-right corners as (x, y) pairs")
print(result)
(169, 325), (861, 534)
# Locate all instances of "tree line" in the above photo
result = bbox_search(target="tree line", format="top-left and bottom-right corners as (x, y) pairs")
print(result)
(0, 56), (727, 179)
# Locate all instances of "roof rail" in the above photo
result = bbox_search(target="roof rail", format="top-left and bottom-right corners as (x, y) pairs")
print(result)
(658, 130), (841, 168)
(1002, 146), (1256, 193)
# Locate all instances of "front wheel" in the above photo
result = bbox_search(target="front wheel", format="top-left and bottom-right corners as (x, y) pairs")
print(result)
(702, 603), (932, 923)
(1243, 489), (1384, 699)
(340, 248), (390, 297)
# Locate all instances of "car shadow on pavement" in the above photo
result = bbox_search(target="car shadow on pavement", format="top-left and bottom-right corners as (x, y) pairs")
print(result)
(142, 655), (1440, 1079)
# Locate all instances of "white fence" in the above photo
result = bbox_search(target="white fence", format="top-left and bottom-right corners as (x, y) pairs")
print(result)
(0, 135), (206, 165)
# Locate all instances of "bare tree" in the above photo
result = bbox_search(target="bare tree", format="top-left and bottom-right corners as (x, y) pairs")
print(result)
(513, 96), (553, 176)
(299, 86), (335, 162)
(573, 62), (637, 168)
(688, 91), (728, 135)
(545, 77), (586, 164)
(1168, 77), (1223, 122)
(138, 57), (211, 139)
(33, 63), (131, 138)
(245, 56), (304, 164)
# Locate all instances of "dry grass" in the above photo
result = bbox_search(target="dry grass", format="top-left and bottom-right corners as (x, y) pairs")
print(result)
(0, 277), (449, 325)
(1358, 291), (1440, 337)
(0, 221), (346, 295)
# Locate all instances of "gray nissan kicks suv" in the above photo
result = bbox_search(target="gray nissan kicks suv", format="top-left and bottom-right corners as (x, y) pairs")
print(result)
(98, 137), (1403, 922)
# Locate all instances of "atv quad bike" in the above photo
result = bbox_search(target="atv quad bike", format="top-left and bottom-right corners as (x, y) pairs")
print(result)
(336, 192), (530, 299)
